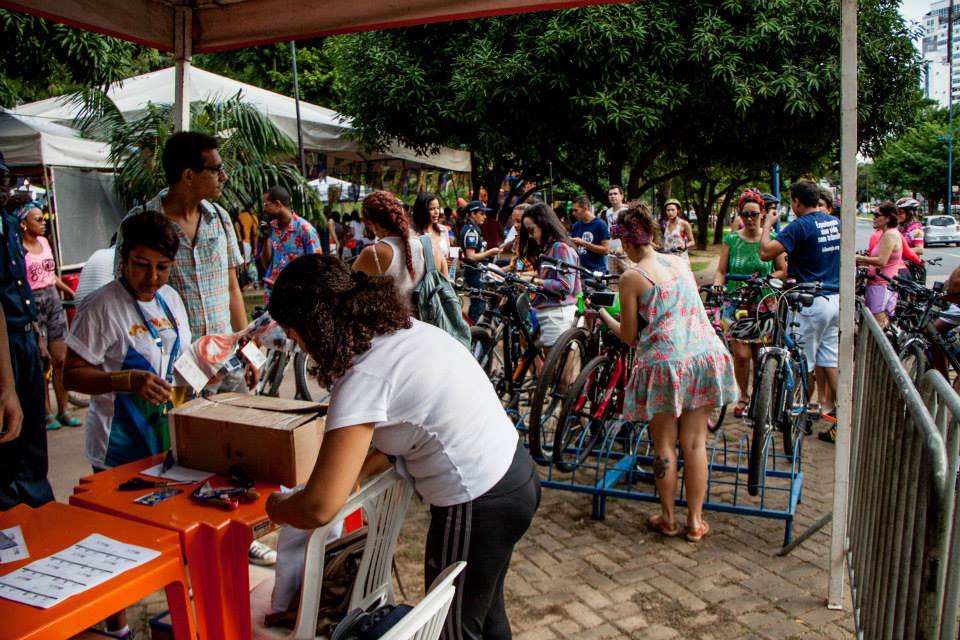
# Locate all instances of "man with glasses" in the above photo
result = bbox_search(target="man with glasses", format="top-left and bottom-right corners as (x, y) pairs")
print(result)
(460, 200), (502, 322)
(0, 152), (54, 509)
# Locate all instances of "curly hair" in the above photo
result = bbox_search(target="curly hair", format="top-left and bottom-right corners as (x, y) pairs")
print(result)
(267, 254), (412, 388)
(616, 201), (661, 247)
(362, 190), (415, 279)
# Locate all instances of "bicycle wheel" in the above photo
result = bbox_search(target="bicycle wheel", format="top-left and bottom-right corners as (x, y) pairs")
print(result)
(707, 403), (727, 433)
(748, 357), (778, 496)
(552, 355), (611, 472)
(527, 327), (589, 460)
(257, 349), (289, 397)
(470, 326), (495, 376)
(780, 361), (808, 458)
(898, 340), (928, 386)
(292, 351), (330, 402)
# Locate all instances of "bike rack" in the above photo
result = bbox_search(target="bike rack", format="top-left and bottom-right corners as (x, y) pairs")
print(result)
(518, 414), (805, 546)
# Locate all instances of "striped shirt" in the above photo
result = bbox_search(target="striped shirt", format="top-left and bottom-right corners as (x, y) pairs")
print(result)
(115, 190), (243, 336)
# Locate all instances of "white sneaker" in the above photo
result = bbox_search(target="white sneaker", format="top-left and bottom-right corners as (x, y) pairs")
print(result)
(248, 540), (277, 566)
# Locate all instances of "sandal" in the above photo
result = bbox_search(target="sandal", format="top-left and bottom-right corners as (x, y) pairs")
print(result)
(56, 412), (82, 428)
(45, 414), (61, 431)
(646, 514), (680, 537)
(733, 398), (749, 419)
(821, 409), (837, 425)
(686, 521), (711, 542)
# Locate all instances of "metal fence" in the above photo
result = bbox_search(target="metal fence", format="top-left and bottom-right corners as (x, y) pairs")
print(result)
(847, 309), (952, 639)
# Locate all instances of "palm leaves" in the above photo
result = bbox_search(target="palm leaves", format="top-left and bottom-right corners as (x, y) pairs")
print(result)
(72, 90), (323, 224)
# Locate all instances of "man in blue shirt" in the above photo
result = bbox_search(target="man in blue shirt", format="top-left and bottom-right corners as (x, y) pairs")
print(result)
(459, 201), (501, 322)
(760, 180), (841, 441)
(570, 195), (609, 274)
(0, 153), (54, 509)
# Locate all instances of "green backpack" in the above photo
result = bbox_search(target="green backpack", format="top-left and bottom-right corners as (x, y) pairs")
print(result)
(412, 235), (472, 349)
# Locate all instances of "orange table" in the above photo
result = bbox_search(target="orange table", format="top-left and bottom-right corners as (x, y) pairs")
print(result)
(0, 501), (196, 640)
(70, 454), (279, 640)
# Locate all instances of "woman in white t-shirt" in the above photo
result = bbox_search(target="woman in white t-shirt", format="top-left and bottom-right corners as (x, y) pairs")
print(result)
(266, 254), (539, 640)
(353, 190), (448, 300)
(63, 211), (191, 471)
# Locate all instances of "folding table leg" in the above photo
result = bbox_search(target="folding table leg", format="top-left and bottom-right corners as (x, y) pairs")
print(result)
(164, 576), (197, 640)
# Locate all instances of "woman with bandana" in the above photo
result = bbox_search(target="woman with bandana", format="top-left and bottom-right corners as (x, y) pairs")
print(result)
(9, 194), (79, 431)
(598, 202), (737, 543)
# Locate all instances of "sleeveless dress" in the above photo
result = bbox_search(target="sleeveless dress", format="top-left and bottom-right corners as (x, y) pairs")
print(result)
(662, 221), (690, 262)
(623, 255), (738, 422)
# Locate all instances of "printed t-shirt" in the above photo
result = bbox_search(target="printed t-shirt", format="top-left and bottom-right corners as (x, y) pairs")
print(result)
(24, 236), (56, 290)
(775, 211), (840, 293)
(325, 320), (518, 507)
(571, 217), (610, 273)
(66, 280), (192, 469)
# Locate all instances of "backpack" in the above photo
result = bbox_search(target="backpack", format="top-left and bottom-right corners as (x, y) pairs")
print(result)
(412, 235), (472, 349)
(264, 527), (368, 636)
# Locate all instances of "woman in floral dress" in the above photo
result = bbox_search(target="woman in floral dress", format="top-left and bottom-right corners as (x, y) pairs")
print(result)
(599, 202), (737, 542)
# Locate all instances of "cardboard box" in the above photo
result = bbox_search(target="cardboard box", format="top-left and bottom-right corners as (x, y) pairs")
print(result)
(170, 393), (327, 486)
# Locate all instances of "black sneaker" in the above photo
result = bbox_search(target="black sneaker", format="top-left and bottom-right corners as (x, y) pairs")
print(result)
(818, 426), (836, 443)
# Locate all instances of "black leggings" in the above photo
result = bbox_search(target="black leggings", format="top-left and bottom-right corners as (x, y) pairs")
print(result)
(424, 442), (541, 640)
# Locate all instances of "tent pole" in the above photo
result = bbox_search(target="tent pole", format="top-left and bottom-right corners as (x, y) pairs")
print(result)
(290, 41), (307, 178)
(173, 6), (192, 133)
(828, 0), (857, 610)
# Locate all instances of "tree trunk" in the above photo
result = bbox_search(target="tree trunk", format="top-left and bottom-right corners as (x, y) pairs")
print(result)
(714, 185), (738, 245)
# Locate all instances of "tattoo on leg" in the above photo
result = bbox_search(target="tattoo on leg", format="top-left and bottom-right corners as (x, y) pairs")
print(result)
(653, 456), (670, 479)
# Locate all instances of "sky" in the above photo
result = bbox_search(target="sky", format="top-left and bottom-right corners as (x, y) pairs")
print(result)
(899, 0), (931, 27)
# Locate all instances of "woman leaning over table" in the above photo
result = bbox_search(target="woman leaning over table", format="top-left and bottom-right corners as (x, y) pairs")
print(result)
(599, 202), (737, 542)
(712, 189), (787, 418)
(63, 211), (191, 472)
(265, 254), (540, 640)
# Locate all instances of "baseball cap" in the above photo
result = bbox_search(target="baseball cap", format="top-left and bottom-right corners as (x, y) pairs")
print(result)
(463, 200), (492, 215)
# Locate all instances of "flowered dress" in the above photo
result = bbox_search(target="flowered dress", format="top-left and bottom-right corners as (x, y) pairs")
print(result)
(623, 255), (738, 422)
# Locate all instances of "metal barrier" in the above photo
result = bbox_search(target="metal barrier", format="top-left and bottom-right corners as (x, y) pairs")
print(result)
(846, 308), (950, 639)
(918, 370), (960, 640)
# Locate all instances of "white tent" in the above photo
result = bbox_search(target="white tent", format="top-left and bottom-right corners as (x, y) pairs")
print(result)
(0, 109), (111, 169)
(308, 176), (370, 203)
(15, 66), (471, 172)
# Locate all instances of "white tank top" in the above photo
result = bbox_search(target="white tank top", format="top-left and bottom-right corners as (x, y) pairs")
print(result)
(375, 236), (426, 298)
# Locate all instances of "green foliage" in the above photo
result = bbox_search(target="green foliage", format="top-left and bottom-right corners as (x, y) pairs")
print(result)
(74, 93), (323, 225)
(325, 0), (922, 205)
(873, 106), (958, 211)
(0, 9), (166, 107)
(195, 41), (336, 107)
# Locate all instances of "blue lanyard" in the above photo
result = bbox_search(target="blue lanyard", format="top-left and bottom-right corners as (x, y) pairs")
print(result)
(122, 280), (180, 382)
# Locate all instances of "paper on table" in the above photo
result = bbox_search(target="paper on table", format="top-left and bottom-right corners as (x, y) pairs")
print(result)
(0, 526), (28, 564)
(140, 463), (214, 483)
(0, 533), (160, 609)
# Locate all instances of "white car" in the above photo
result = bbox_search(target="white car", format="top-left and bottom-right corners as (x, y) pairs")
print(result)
(923, 215), (960, 246)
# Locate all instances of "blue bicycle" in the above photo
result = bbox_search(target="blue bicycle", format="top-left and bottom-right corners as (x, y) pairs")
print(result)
(728, 275), (821, 496)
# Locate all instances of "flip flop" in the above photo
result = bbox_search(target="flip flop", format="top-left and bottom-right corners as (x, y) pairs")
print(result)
(45, 414), (61, 431)
(646, 514), (680, 537)
(56, 412), (82, 428)
(686, 521), (711, 542)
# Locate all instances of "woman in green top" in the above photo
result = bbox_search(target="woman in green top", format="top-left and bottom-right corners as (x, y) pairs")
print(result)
(712, 189), (787, 417)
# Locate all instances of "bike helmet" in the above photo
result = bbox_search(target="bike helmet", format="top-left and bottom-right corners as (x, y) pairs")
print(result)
(761, 192), (780, 207)
(896, 197), (920, 210)
(727, 301), (777, 341)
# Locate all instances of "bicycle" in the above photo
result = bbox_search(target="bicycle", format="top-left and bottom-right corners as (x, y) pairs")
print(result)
(549, 289), (630, 472)
(251, 306), (326, 401)
(699, 285), (732, 433)
(739, 275), (820, 496)
(462, 261), (557, 416)
(526, 256), (618, 461)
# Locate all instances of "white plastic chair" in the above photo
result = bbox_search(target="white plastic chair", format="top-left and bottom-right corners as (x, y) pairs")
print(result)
(379, 562), (466, 640)
(251, 469), (414, 639)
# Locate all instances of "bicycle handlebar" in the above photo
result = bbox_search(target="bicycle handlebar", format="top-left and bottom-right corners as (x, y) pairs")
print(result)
(539, 255), (619, 282)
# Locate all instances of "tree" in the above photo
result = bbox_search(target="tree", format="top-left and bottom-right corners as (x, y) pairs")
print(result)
(873, 106), (958, 213)
(325, 0), (922, 221)
(74, 93), (324, 224)
(0, 10), (166, 107)
(195, 41), (336, 107)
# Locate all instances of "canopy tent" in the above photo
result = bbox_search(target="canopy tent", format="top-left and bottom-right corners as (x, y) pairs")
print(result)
(0, 0), (622, 53)
(0, 109), (111, 169)
(308, 176), (370, 203)
(15, 67), (472, 173)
